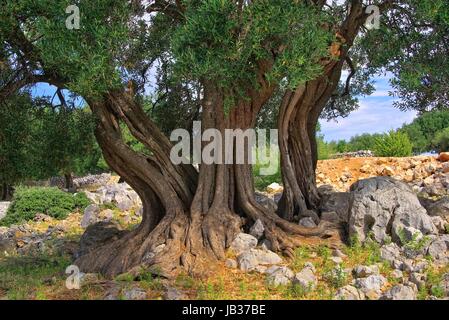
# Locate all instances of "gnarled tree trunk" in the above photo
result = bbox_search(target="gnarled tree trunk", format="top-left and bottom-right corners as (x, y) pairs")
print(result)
(74, 80), (333, 278)
(277, 2), (366, 221)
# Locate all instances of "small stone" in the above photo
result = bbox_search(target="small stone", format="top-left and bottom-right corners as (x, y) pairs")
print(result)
(230, 233), (258, 255)
(123, 287), (147, 300)
(266, 266), (294, 287)
(299, 217), (317, 228)
(390, 270), (403, 280)
(266, 183), (283, 193)
(381, 284), (417, 300)
(334, 285), (365, 300)
(0, 238), (16, 254)
(254, 265), (267, 274)
(354, 275), (387, 295)
(409, 273), (426, 290)
(293, 266), (317, 291)
(163, 287), (186, 300)
(249, 219), (265, 239)
(352, 265), (379, 278)
(225, 258), (237, 269)
(79, 273), (100, 286)
(380, 243), (402, 265)
(303, 262), (316, 273)
(332, 248), (347, 258)
(81, 204), (100, 229)
(237, 249), (282, 271)
(437, 152), (449, 162)
(331, 256), (343, 264)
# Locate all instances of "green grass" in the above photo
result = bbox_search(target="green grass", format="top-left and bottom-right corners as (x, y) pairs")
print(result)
(0, 254), (70, 299)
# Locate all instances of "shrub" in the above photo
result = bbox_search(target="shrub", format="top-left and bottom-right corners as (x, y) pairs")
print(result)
(1, 187), (91, 226)
(373, 130), (413, 157)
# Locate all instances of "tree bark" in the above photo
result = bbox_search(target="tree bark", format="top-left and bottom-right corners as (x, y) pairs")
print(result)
(74, 82), (334, 278)
(64, 173), (75, 192)
(1, 183), (13, 201)
(277, 1), (366, 221)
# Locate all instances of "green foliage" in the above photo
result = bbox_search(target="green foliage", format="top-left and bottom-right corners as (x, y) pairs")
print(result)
(0, 93), (35, 189)
(253, 146), (281, 190)
(433, 127), (449, 153)
(172, 0), (332, 93)
(1, 187), (91, 226)
(373, 130), (413, 157)
(361, 0), (449, 112)
(397, 228), (431, 251)
(0, 0), (132, 97)
(324, 264), (348, 289)
(317, 135), (336, 160)
(32, 105), (103, 180)
(346, 133), (385, 152)
(402, 109), (449, 153)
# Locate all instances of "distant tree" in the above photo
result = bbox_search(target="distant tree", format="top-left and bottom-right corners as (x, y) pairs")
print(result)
(345, 133), (385, 152)
(0, 93), (34, 200)
(433, 128), (449, 153)
(402, 110), (449, 153)
(32, 101), (101, 191)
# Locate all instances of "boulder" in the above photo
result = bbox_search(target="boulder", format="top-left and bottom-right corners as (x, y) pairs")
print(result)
(320, 211), (339, 223)
(115, 194), (133, 212)
(334, 285), (365, 300)
(77, 221), (126, 257)
(230, 233), (258, 255)
(317, 184), (337, 197)
(427, 235), (449, 260)
(265, 266), (294, 287)
(81, 204), (100, 229)
(319, 192), (351, 223)
(249, 219), (265, 239)
(237, 249), (282, 271)
(380, 243), (402, 265)
(254, 192), (278, 212)
(425, 197), (449, 220)
(348, 177), (437, 244)
(381, 284), (417, 300)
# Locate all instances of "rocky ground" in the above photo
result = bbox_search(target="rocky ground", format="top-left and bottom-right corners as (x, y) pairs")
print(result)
(1, 155), (449, 300)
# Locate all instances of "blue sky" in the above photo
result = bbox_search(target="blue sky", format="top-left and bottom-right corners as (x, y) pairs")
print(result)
(320, 75), (417, 142)
(32, 73), (416, 142)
